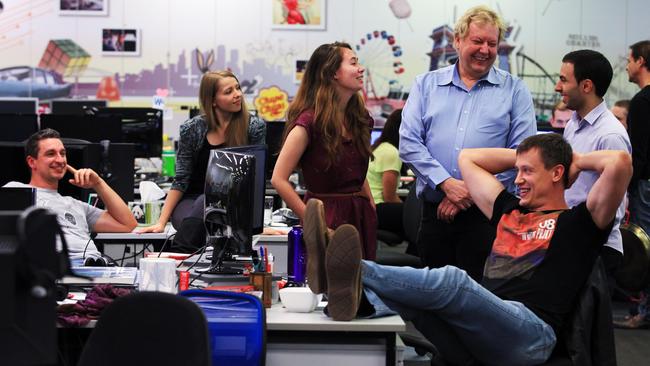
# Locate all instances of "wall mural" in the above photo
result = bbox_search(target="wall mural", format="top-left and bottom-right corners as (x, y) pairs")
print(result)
(0, 0), (645, 125)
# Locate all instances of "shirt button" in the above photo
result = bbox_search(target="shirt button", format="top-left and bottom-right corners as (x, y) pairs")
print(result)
(459, 128), (464, 131)
(455, 147), (460, 151)
(464, 110), (468, 114)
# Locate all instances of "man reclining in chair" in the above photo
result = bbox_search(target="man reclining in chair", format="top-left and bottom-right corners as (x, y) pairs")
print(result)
(304, 133), (631, 365)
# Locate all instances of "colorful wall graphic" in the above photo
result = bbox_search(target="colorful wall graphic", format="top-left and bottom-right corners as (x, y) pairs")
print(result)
(0, 0), (647, 128)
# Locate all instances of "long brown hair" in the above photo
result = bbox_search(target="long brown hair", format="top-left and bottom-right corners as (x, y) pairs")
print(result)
(284, 42), (371, 169)
(198, 70), (250, 146)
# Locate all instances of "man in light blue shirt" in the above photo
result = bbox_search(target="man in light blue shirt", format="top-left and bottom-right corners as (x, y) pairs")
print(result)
(399, 5), (536, 281)
(559, 50), (631, 273)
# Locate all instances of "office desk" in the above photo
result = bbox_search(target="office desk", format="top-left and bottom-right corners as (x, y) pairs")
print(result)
(266, 304), (405, 366)
(59, 300), (405, 366)
(94, 226), (176, 265)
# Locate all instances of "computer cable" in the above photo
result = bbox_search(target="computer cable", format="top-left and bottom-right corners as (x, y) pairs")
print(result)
(156, 232), (177, 257)
(115, 243), (152, 265)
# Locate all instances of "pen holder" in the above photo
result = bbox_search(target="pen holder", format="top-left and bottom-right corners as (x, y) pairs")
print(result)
(250, 272), (272, 308)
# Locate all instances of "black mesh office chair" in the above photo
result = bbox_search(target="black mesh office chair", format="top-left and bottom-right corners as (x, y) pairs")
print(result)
(376, 182), (423, 268)
(77, 291), (211, 366)
(422, 258), (616, 366)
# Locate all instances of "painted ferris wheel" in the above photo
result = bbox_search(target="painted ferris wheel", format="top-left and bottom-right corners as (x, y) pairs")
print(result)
(355, 30), (405, 100)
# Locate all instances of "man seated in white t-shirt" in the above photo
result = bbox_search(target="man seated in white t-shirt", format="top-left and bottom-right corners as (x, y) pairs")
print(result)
(3, 129), (137, 265)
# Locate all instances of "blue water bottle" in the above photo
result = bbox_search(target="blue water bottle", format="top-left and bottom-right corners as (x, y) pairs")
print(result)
(287, 225), (306, 284)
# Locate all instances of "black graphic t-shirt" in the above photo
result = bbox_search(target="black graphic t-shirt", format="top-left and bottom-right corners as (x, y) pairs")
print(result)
(482, 190), (612, 333)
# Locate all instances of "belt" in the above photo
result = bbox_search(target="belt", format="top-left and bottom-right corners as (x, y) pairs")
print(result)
(307, 190), (366, 199)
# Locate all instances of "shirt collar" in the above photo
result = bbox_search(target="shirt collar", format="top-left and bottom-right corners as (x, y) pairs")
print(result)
(440, 63), (503, 88)
(570, 100), (608, 127)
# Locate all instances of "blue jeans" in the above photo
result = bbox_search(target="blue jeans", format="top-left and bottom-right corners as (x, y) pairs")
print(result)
(361, 261), (556, 366)
(629, 180), (650, 236)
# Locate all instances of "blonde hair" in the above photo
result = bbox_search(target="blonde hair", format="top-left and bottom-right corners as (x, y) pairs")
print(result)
(198, 70), (250, 147)
(284, 42), (371, 169)
(454, 5), (506, 42)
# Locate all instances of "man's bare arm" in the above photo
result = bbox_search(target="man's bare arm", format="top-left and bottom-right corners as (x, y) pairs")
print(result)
(574, 151), (632, 229)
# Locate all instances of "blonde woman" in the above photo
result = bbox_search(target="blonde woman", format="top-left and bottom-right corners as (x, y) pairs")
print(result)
(139, 71), (265, 253)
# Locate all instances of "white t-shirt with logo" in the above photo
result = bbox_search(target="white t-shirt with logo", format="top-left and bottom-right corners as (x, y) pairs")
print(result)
(4, 182), (103, 259)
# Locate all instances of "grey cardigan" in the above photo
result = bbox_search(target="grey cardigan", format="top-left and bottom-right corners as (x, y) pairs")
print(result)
(171, 114), (266, 192)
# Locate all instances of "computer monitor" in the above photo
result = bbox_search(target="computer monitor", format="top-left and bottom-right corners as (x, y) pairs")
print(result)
(200, 148), (264, 274)
(265, 121), (285, 180)
(96, 107), (163, 158)
(59, 141), (135, 203)
(0, 142), (30, 187)
(51, 99), (108, 115)
(221, 144), (266, 235)
(0, 187), (36, 210)
(40, 114), (123, 143)
(0, 97), (38, 114)
(0, 114), (38, 142)
(370, 128), (382, 145)
(0, 210), (61, 366)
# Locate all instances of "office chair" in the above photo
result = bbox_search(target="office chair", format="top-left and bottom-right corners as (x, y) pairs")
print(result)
(181, 289), (266, 366)
(425, 258), (616, 366)
(77, 291), (211, 366)
(376, 182), (423, 268)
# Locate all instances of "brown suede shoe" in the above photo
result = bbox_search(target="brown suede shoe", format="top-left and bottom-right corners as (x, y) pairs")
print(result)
(304, 199), (329, 294)
(326, 224), (362, 321)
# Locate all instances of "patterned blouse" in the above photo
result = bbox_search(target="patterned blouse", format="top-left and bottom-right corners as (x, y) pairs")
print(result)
(171, 114), (266, 192)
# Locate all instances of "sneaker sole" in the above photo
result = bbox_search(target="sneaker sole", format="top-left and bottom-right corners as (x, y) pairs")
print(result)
(326, 224), (362, 321)
(304, 199), (328, 293)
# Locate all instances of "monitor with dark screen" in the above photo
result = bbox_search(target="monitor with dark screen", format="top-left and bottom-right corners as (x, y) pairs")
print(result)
(96, 107), (163, 158)
(265, 121), (285, 180)
(0, 114), (38, 142)
(221, 144), (266, 235)
(200, 148), (264, 275)
(0, 142), (30, 187)
(40, 114), (123, 143)
(51, 99), (108, 115)
(0, 97), (38, 114)
(0, 187), (35, 210)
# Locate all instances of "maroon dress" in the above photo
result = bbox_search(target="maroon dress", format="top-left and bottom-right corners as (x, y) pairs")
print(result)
(294, 110), (377, 260)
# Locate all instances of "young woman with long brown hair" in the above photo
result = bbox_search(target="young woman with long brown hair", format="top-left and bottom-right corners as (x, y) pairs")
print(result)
(271, 42), (377, 269)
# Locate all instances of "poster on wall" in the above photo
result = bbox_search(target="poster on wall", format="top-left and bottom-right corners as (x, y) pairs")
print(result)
(60, 0), (109, 16)
(102, 29), (140, 56)
(294, 59), (308, 83)
(272, 0), (326, 30)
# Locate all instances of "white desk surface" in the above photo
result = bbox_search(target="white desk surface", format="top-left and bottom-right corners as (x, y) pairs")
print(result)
(258, 234), (288, 243)
(266, 304), (405, 333)
(95, 225), (176, 240)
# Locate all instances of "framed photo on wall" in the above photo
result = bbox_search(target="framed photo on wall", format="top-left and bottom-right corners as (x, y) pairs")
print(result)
(294, 59), (308, 83)
(102, 29), (140, 56)
(60, 0), (109, 16)
(272, 0), (326, 30)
